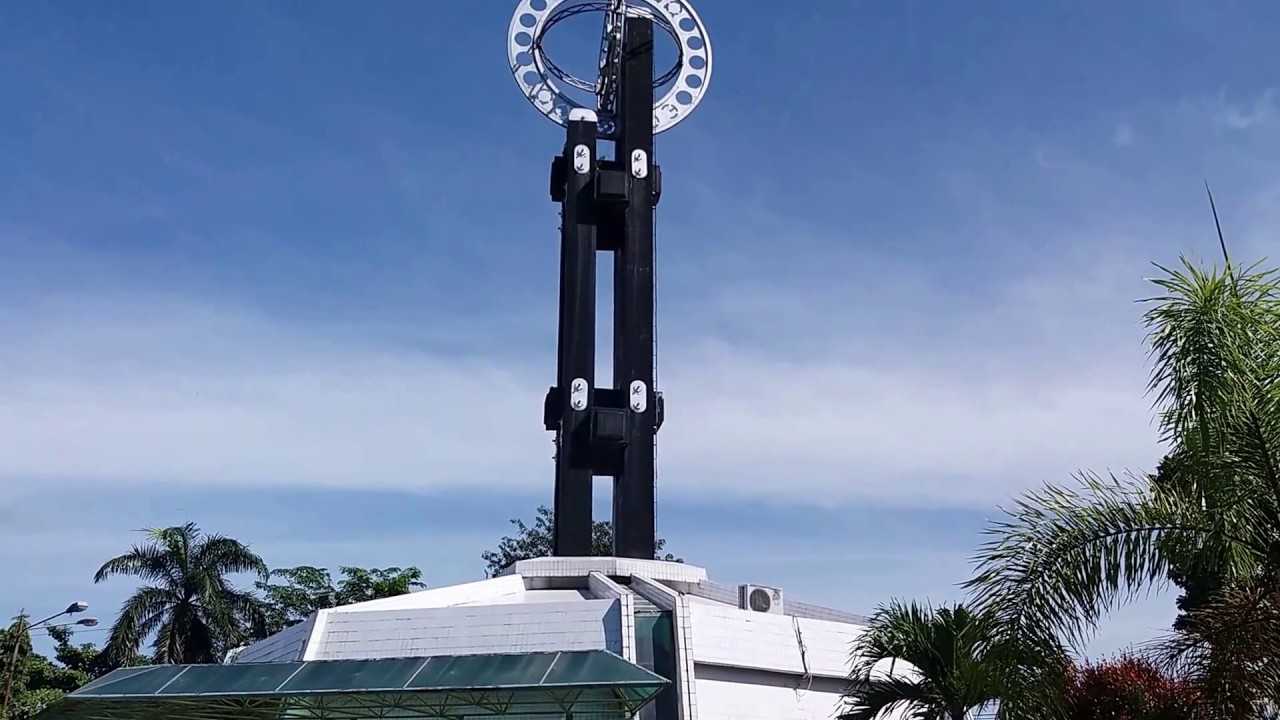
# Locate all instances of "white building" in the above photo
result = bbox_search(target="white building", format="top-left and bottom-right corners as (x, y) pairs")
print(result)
(228, 556), (870, 720)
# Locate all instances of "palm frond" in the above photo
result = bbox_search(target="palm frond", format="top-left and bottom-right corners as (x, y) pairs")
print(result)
(1141, 255), (1280, 521)
(1143, 586), (1280, 717)
(93, 542), (179, 585)
(152, 605), (217, 664)
(845, 601), (1005, 720)
(1141, 256), (1280, 448)
(963, 228), (1280, 716)
(965, 472), (1231, 649)
(102, 585), (172, 667)
(202, 586), (261, 650)
(960, 470), (1274, 718)
(840, 675), (943, 720)
(194, 534), (268, 581)
(1216, 344), (1280, 525)
(97, 523), (268, 665)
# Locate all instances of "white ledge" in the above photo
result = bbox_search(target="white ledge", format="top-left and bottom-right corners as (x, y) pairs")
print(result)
(500, 556), (708, 583)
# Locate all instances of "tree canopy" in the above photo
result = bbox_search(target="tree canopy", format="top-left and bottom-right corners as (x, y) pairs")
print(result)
(480, 504), (680, 577)
(93, 523), (268, 667)
(0, 621), (153, 720)
(840, 601), (1005, 720)
(85, 523), (429, 661)
(253, 565), (426, 638)
(965, 254), (1280, 717)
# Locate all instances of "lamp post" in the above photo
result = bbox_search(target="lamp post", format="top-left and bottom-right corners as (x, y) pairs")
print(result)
(1, 602), (97, 717)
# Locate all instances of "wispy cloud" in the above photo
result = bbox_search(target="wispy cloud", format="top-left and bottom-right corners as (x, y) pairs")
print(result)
(2, 2), (1278, 658)
(8, 89), (1280, 510)
(1214, 89), (1277, 130)
(0, 247), (1158, 509)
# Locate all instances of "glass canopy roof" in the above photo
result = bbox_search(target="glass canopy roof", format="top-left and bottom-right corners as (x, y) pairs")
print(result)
(36, 650), (668, 720)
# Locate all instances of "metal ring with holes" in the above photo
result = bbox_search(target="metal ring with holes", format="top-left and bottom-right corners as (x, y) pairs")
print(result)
(507, 0), (713, 139)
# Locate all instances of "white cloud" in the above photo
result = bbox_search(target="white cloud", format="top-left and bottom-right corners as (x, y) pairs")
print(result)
(1, 499), (1169, 657)
(3, 88), (1278, 513)
(1215, 89), (1277, 130)
(0, 247), (1159, 510)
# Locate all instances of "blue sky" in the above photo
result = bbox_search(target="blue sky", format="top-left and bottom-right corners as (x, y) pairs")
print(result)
(1, 0), (1278, 658)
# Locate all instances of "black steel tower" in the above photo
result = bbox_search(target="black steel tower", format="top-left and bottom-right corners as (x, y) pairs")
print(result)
(509, 0), (712, 560)
(543, 17), (661, 559)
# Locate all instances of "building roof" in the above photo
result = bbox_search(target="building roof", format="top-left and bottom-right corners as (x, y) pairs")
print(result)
(227, 557), (869, 667)
(37, 650), (666, 720)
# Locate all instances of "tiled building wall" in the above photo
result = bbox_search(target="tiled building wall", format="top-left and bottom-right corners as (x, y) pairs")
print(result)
(631, 575), (699, 720)
(686, 602), (862, 678)
(693, 674), (845, 720)
(587, 572), (636, 662)
(230, 614), (314, 664)
(308, 599), (623, 660)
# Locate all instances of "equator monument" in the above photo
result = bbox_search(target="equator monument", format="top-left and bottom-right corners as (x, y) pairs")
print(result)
(34, 3), (875, 719)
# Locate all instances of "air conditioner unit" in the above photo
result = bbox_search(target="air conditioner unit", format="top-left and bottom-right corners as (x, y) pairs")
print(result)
(738, 584), (784, 615)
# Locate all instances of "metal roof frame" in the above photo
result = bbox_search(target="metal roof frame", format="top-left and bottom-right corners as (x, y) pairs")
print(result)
(36, 650), (667, 720)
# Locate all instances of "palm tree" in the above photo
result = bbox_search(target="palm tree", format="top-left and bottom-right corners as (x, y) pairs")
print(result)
(964, 239), (1280, 717)
(94, 523), (268, 666)
(840, 600), (1004, 720)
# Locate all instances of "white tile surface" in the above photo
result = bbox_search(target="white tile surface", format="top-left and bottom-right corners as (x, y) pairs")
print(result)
(333, 575), (526, 612)
(687, 602), (862, 679)
(231, 614), (313, 663)
(307, 599), (622, 660)
(694, 676), (844, 720)
(587, 572), (636, 662)
(504, 557), (708, 583)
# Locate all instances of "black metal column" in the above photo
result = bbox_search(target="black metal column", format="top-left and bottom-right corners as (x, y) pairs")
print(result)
(543, 14), (665, 563)
(550, 114), (598, 557)
(611, 16), (657, 560)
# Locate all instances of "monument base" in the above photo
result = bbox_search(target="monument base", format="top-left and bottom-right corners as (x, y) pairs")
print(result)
(230, 557), (870, 720)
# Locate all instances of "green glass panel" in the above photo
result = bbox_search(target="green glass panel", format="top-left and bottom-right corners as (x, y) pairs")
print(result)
(407, 652), (557, 690)
(543, 650), (664, 688)
(47, 651), (665, 720)
(74, 665), (188, 697)
(283, 658), (426, 692)
(158, 662), (305, 695)
(575, 686), (660, 708)
(44, 683), (659, 720)
(72, 666), (157, 696)
(618, 686), (653, 703)
(634, 613), (678, 720)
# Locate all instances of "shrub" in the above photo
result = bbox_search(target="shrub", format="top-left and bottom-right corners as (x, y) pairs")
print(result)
(1065, 654), (1207, 720)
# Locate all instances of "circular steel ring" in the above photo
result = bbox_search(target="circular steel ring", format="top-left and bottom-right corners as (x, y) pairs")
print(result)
(507, 0), (713, 138)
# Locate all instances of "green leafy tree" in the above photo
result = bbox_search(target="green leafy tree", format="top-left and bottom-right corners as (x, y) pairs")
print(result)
(965, 250), (1280, 717)
(253, 566), (425, 637)
(839, 601), (1005, 720)
(1149, 452), (1245, 635)
(481, 505), (680, 578)
(45, 626), (146, 680)
(0, 618), (89, 720)
(94, 523), (268, 666)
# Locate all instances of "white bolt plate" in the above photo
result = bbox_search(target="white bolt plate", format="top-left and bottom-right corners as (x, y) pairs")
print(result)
(629, 380), (648, 412)
(573, 144), (591, 174)
(631, 149), (648, 178)
(570, 378), (589, 411)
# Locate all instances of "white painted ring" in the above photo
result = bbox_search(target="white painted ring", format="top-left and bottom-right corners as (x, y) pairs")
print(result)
(507, 0), (713, 137)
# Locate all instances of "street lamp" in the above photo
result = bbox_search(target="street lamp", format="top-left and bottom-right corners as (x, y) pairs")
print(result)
(1, 602), (93, 716)
(41, 617), (100, 631)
